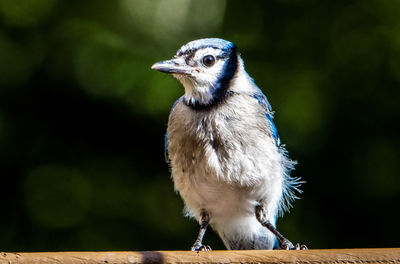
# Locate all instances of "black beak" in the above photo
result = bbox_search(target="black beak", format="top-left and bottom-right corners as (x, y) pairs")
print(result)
(151, 59), (192, 75)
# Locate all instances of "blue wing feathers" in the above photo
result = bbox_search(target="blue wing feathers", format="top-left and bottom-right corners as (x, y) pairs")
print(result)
(253, 90), (281, 146)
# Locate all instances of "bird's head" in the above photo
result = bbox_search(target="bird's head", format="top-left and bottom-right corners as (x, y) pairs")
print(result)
(152, 38), (239, 109)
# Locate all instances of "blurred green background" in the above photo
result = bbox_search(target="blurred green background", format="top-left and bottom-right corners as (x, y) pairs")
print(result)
(0, 0), (399, 251)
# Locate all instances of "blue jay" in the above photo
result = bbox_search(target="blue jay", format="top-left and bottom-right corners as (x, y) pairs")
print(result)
(152, 38), (306, 250)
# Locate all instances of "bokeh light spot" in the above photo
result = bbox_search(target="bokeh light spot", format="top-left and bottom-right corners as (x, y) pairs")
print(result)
(74, 32), (138, 98)
(121, 0), (226, 43)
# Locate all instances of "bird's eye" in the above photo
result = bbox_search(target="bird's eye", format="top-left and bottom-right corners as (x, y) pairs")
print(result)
(202, 55), (216, 67)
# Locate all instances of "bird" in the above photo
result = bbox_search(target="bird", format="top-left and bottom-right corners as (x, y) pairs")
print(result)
(152, 38), (306, 250)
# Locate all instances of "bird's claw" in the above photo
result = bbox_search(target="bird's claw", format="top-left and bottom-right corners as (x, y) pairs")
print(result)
(275, 240), (308, 250)
(295, 243), (308, 250)
(191, 244), (212, 252)
(280, 239), (294, 250)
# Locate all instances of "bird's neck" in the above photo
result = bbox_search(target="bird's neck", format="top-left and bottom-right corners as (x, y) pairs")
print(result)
(181, 78), (215, 108)
(228, 59), (258, 94)
(182, 82), (235, 111)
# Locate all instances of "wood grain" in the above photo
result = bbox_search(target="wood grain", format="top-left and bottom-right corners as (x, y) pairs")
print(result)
(1, 248), (399, 264)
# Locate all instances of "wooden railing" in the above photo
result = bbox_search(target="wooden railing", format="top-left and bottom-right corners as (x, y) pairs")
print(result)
(1, 248), (399, 263)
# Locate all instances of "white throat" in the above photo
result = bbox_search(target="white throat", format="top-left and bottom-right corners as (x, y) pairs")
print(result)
(174, 74), (216, 106)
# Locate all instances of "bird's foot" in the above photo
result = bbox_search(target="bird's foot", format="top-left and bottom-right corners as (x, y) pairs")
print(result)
(295, 243), (308, 250)
(275, 239), (308, 250)
(191, 243), (212, 252)
(255, 204), (307, 250)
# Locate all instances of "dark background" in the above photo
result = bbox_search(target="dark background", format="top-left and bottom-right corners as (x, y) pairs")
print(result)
(0, 0), (399, 251)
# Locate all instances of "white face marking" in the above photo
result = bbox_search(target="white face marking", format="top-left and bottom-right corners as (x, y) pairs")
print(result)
(174, 47), (230, 106)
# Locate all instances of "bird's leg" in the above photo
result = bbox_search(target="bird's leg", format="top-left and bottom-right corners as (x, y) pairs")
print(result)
(255, 204), (307, 250)
(190, 210), (212, 251)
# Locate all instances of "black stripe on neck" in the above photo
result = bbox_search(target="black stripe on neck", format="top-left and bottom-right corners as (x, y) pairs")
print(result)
(187, 45), (238, 111)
